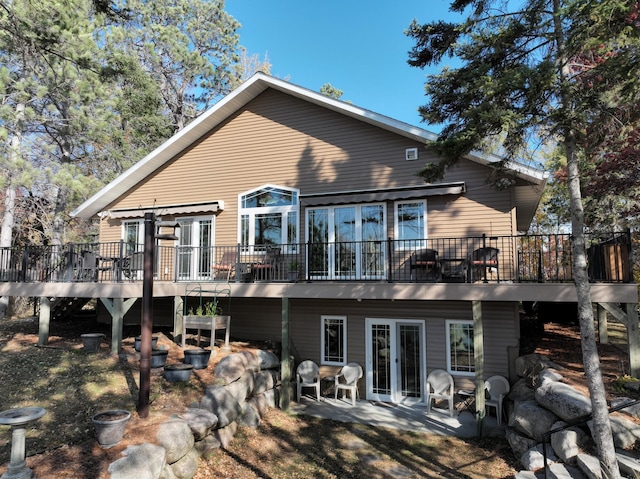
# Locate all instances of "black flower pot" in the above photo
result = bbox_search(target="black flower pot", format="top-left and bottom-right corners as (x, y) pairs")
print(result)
(134, 335), (158, 352)
(164, 363), (193, 382)
(150, 349), (169, 368)
(92, 410), (131, 447)
(81, 333), (105, 353)
(183, 349), (213, 370)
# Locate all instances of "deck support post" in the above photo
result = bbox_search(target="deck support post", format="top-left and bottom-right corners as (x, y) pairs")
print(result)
(174, 295), (184, 345)
(625, 303), (640, 378)
(472, 300), (485, 436)
(600, 302), (640, 378)
(280, 297), (291, 411)
(597, 304), (608, 345)
(37, 296), (51, 346)
(100, 297), (136, 355)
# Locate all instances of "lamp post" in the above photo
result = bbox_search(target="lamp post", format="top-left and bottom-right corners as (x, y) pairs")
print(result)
(138, 212), (179, 419)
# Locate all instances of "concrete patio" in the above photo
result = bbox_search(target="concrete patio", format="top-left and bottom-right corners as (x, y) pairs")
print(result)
(289, 396), (505, 438)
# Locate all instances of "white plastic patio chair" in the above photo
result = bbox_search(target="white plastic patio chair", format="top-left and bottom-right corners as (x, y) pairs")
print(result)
(334, 362), (363, 406)
(484, 375), (510, 425)
(296, 360), (321, 401)
(426, 369), (455, 417)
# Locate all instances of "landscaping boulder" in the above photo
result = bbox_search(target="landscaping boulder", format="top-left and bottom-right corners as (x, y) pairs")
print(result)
(510, 400), (560, 442)
(576, 454), (603, 479)
(520, 443), (557, 471)
(178, 408), (218, 441)
(509, 379), (536, 402)
(515, 353), (563, 380)
(200, 385), (242, 428)
(535, 381), (592, 422)
(550, 421), (588, 464)
(547, 463), (586, 478)
(108, 443), (167, 479)
(213, 350), (260, 384)
(256, 349), (279, 369)
(211, 422), (238, 449)
(157, 418), (195, 464)
(539, 368), (563, 384)
(610, 397), (640, 420)
(588, 414), (640, 449)
(253, 369), (279, 395)
(225, 376), (251, 405)
(237, 400), (261, 428)
(169, 447), (199, 479)
(506, 427), (538, 458)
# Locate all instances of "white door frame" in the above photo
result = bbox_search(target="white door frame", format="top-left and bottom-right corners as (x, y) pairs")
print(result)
(365, 318), (426, 405)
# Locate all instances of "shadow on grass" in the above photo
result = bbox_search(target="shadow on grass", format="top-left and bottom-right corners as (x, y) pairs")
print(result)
(0, 318), (137, 478)
(216, 413), (517, 479)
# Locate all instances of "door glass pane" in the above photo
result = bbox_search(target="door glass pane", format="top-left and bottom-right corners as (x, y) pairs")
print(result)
(177, 221), (193, 279)
(335, 207), (356, 276)
(361, 205), (385, 277)
(124, 222), (141, 254)
(287, 211), (297, 252)
(371, 323), (391, 396)
(398, 323), (422, 398)
(309, 209), (329, 276)
(198, 220), (212, 277)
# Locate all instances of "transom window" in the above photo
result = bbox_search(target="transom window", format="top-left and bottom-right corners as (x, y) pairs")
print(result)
(446, 320), (475, 375)
(239, 185), (299, 251)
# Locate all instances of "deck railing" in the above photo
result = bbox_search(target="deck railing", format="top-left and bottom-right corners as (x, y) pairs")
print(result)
(0, 231), (632, 285)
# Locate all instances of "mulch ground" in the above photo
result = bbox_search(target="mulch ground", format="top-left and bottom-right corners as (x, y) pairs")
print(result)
(0, 312), (635, 478)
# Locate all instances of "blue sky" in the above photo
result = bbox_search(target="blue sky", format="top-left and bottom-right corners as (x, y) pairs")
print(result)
(226, 1), (460, 133)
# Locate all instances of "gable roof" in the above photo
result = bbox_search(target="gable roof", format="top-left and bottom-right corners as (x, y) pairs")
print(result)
(71, 72), (548, 226)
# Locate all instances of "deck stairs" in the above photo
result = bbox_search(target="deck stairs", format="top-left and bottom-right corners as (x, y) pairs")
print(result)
(51, 297), (93, 321)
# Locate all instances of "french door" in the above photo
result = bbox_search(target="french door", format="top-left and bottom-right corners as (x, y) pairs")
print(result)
(307, 204), (386, 279)
(365, 318), (426, 404)
(176, 218), (213, 281)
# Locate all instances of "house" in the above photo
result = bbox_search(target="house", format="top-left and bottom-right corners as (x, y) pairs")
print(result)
(0, 73), (636, 410)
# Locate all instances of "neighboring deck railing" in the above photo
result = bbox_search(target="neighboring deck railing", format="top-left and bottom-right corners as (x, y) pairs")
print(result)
(0, 231), (632, 285)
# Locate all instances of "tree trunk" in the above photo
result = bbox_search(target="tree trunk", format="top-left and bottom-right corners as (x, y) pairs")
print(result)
(566, 136), (619, 478)
(0, 102), (25, 318)
(552, 0), (619, 475)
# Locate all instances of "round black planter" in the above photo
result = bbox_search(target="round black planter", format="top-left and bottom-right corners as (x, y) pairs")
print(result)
(164, 363), (193, 382)
(183, 349), (213, 369)
(81, 333), (105, 353)
(134, 335), (158, 352)
(150, 349), (169, 368)
(92, 410), (131, 447)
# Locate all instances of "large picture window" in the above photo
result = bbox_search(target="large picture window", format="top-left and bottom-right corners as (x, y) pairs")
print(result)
(446, 320), (475, 375)
(321, 315), (347, 365)
(239, 185), (299, 252)
(394, 200), (426, 250)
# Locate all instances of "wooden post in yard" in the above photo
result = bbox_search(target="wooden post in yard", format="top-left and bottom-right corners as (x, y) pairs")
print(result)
(472, 300), (485, 436)
(38, 296), (50, 346)
(280, 297), (291, 410)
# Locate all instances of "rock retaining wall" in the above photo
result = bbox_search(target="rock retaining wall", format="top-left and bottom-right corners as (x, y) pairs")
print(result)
(108, 349), (281, 479)
(510, 353), (640, 478)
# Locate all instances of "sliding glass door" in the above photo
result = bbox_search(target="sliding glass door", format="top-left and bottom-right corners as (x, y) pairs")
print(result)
(307, 203), (385, 279)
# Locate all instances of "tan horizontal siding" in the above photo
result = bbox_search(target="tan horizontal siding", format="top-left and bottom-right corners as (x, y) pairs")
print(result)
(99, 88), (516, 247)
(222, 298), (516, 377)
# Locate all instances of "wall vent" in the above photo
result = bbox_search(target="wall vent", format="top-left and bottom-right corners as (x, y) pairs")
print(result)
(405, 148), (418, 161)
